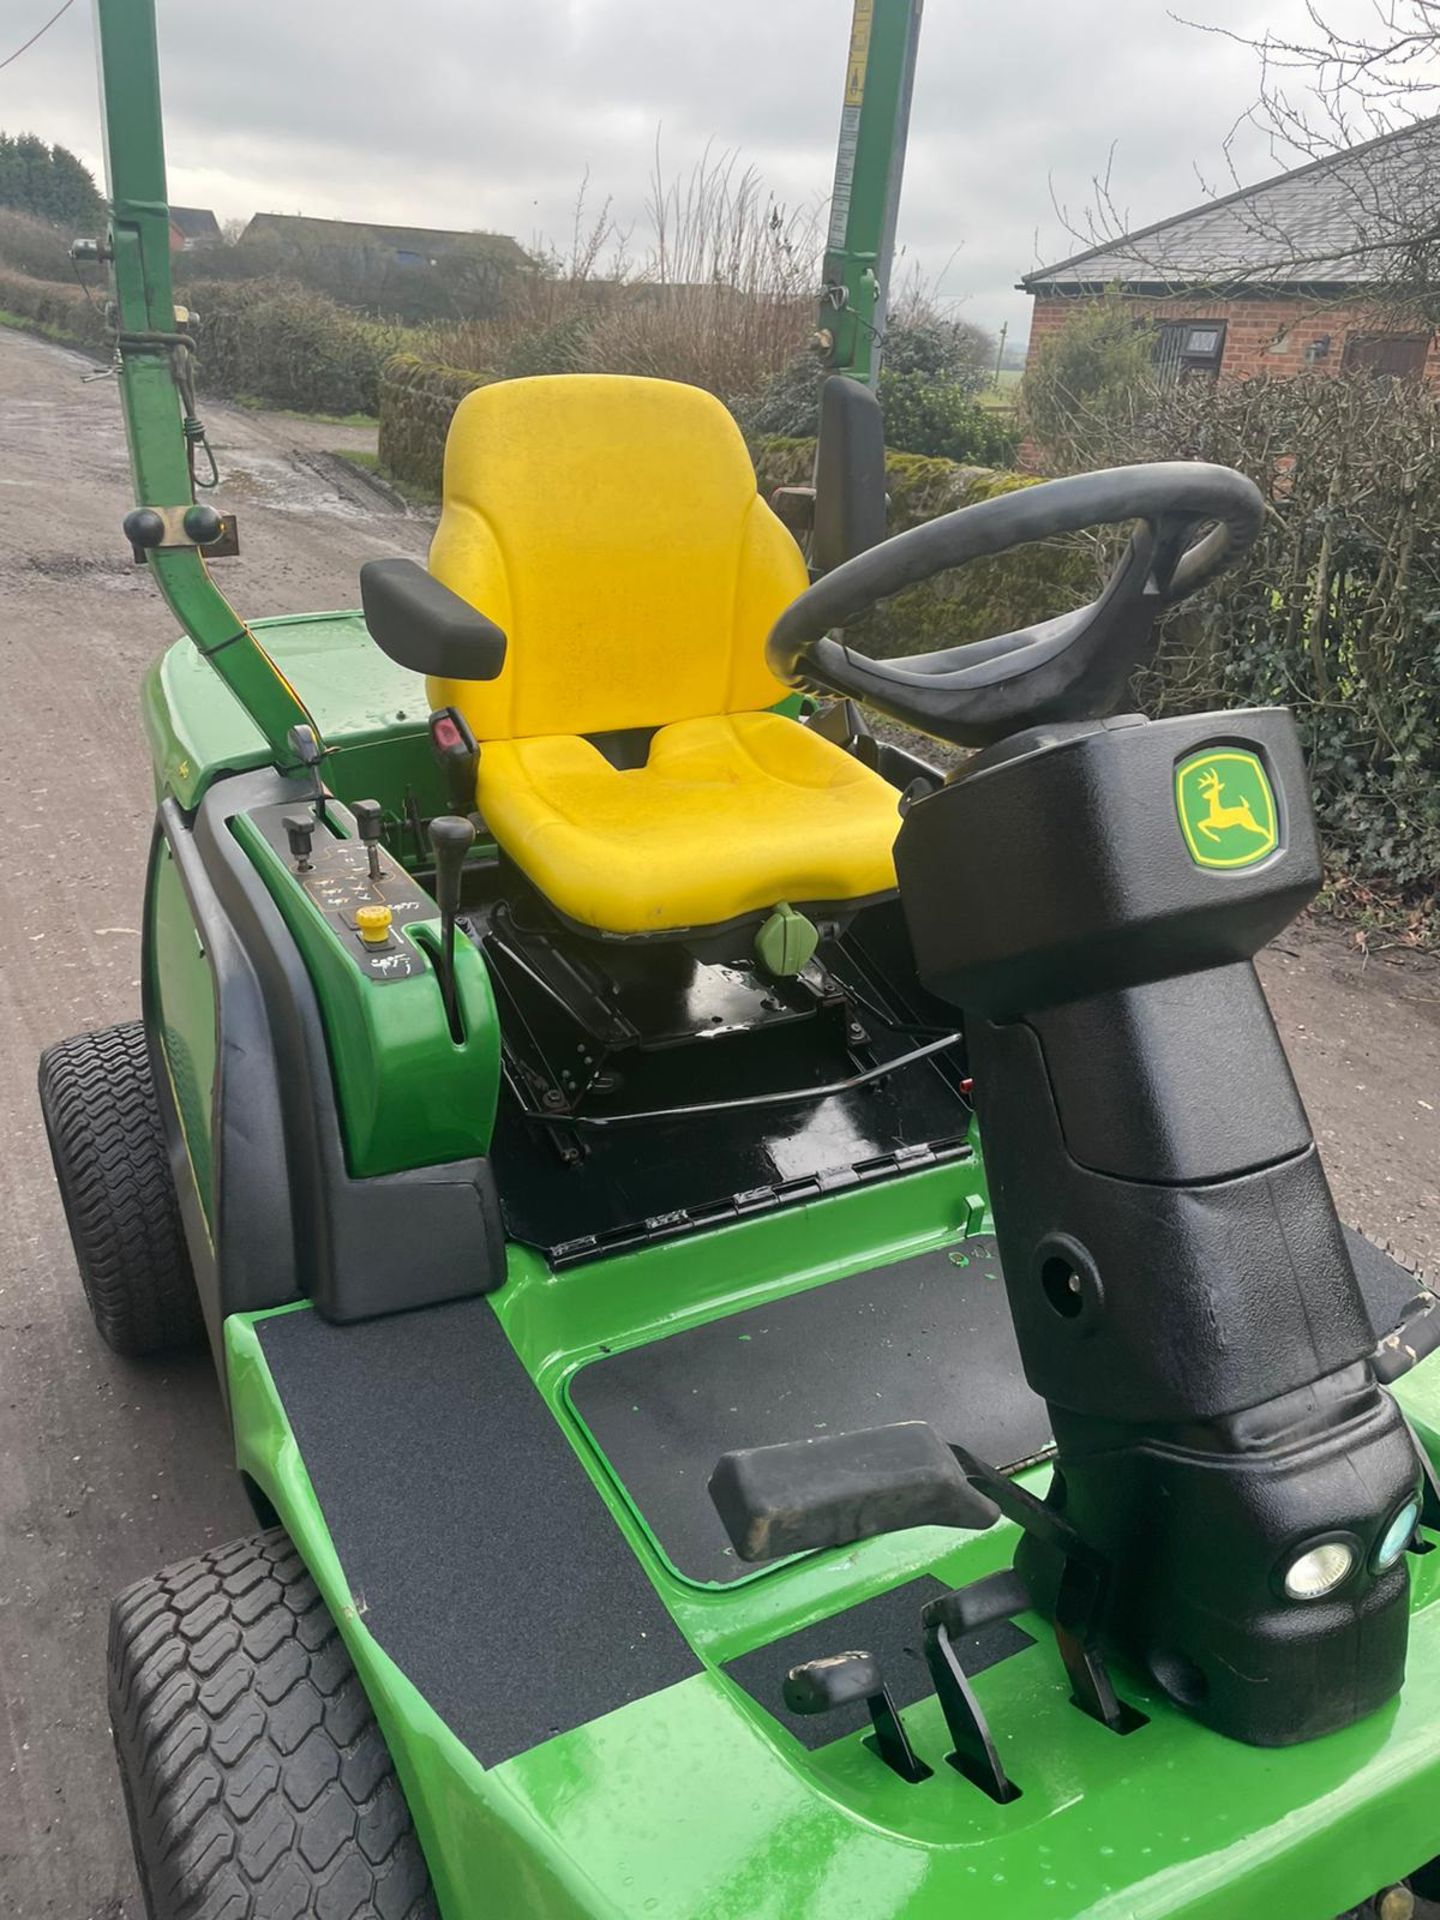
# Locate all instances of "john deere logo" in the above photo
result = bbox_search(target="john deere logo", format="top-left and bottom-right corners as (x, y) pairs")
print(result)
(1175, 749), (1278, 870)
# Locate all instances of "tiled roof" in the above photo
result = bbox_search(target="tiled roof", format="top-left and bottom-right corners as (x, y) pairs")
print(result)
(242, 212), (530, 267)
(1024, 115), (1440, 291)
(169, 206), (221, 242)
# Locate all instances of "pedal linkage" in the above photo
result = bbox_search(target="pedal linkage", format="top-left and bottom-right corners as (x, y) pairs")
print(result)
(709, 1420), (1146, 1801)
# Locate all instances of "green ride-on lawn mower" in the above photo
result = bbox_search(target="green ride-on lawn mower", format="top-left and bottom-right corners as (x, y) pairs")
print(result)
(40, 2), (1440, 1916)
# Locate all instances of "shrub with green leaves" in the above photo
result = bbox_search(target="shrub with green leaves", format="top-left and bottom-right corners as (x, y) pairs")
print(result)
(1020, 289), (1159, 472)
(877, 369), (1018, 464)
(1048, 368), (1440, 890)
(181, 279), (409, 416)
(743, 316), (1012, 464)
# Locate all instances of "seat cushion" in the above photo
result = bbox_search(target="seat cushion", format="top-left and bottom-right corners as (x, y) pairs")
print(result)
(478, 712), (902, 935)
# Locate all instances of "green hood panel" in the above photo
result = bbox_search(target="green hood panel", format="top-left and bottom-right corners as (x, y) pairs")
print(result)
(143, 613), (439, 810)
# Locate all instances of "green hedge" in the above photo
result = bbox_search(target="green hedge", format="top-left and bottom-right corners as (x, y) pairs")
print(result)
(182, 279), (405, 416)
(755, 437), (1092, 655)
(0, 264), (107, 348)
(377, 353), (488, 492)
(1031, 368), (1440, 893)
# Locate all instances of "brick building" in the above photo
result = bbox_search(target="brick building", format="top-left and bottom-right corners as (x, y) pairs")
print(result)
(1022, 116), (1440, 384)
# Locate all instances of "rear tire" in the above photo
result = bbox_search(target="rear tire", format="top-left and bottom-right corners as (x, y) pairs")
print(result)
(38, 1020), (203, 1356)
(109, 1529), (438, 1920)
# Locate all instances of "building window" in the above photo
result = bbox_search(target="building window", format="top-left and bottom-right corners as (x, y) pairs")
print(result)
(1341, 333), (1431, 378)
(1155, 320), (1227, 384)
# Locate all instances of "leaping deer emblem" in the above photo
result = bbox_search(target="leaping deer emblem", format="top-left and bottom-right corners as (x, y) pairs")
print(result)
(1195, 765), (1270, 843)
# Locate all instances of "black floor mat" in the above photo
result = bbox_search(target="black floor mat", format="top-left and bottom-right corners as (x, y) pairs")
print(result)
(569, 1235), (1049, 1584)
(257, 1299), (699, 1768)
(568, 1226), (1426, 1587)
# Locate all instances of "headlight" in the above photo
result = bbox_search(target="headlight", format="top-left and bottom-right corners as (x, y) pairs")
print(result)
(1282, 1538), (1356, 1601)
(1373, 1497), (1421, 1574)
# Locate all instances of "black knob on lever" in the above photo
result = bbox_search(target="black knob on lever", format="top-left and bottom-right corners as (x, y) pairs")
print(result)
(122, 508), (166, 563)
(429, 815), (476, 1037)
(283, 811), (315, 872)
(783, 1651), (928, 1784)
(351, 799), (385, 884)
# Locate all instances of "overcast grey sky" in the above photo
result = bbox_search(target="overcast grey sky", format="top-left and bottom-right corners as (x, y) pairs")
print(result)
(5, 0), (1380, 343)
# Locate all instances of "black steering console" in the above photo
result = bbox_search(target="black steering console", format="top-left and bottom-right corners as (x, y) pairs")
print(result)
(899, 706), (1417, 1745)
(722, 461), (1423, 1751)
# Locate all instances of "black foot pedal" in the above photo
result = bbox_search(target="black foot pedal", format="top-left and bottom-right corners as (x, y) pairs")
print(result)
(950, 1446), (1146, 1737)
(920, 1610), (1017, 1802)
(1054, 1557), (1145, 1734)
(783, 1651), (930, 1783)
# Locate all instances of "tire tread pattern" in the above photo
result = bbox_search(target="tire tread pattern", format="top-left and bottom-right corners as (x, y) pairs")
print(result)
(37, 1021), (203, 1357)
(109, 1529), (438, 1920)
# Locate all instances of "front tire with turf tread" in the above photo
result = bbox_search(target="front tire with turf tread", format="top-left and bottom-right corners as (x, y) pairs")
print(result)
(38, 1020), (203, 1357)
(109, 1528), (438, 1920)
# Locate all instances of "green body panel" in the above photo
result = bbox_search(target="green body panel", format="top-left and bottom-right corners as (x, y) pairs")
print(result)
(225, 1161), (1440, 1919)
(230, 815), (499, 1176)
(142, 614), (445, 815)
(147, 835), (218, 1224)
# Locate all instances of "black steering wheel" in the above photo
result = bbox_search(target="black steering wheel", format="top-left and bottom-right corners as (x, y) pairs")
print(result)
(766, 461), (1265, 748)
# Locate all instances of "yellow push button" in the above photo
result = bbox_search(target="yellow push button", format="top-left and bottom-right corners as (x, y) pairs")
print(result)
(355, 903), (393, 947)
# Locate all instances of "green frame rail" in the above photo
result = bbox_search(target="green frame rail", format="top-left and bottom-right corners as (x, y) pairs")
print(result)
(819, 0), (923, 384)
(92, 0), (317, 765)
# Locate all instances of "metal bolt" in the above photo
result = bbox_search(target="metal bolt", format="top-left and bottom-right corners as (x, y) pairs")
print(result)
(541, 1089), (567, 1111)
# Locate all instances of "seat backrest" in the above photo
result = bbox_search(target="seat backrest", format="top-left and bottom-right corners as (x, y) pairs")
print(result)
(426, 374), (807, 741)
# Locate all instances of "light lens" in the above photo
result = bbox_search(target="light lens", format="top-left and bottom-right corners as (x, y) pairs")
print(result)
(1374, 1498), (1421, 1573)
(1282, 1539), (1356, 1601)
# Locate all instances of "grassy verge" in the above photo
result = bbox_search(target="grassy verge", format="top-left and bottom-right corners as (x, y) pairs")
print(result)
(236, 395), (377, 429)
(332, 447), (440, 510)
(0, 307), (86, 346)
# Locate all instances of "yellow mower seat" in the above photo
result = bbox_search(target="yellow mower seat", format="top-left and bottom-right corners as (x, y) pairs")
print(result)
(478, 712), (901, 936)
(427, 373), (902, 936)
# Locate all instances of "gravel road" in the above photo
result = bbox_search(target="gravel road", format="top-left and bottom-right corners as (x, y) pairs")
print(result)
(0, 325), (1435, 1917)
(0, 328), (425, 1918)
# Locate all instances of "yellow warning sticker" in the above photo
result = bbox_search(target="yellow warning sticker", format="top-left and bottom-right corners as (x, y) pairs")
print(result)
(845, 0), (873, 105)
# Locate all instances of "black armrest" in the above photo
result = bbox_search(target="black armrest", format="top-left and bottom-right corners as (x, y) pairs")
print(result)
(359, 558), (507, 680)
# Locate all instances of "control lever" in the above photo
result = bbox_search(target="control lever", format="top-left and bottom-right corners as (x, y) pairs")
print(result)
(283, 811), (315, 873)
(783, 1651), (929, 1784)
(287, 723), (327, 822)
(429, 815), (476, 1037)
(351, 799), (385, 885)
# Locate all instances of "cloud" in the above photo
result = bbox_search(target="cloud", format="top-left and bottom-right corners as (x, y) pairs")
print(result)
(4, 0), (1382, 339)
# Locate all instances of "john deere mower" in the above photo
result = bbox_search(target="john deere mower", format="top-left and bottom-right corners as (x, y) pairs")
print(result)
(40, 2), (1440, 1916)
